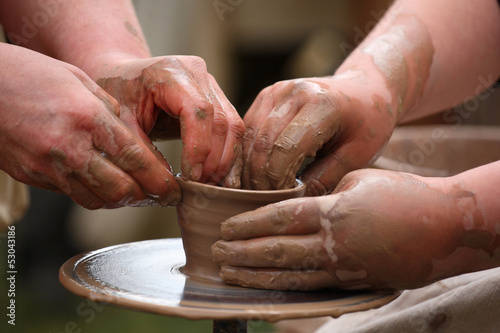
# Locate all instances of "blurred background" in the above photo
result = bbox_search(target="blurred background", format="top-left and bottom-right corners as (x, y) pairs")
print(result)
(1, 0), (499, 332)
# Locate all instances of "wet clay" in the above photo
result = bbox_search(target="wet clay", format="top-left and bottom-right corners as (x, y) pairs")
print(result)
(176, 176), (305, 282)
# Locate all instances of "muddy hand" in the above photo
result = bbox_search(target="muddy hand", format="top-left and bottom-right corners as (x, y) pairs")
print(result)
(96, 56), (245, 188)
(241, 73), (397, 194)
(0, 45), (179, 209)
(242, 11), (438, 194)
(213, 168), (494, 290)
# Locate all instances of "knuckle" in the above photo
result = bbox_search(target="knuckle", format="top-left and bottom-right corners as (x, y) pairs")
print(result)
(115, 143), (148, 172)
(243, 126), (256, 142)
(65, 63), (89, 79)
(105, 180), (135, 204)
(96, 91), (121, 115)
(265, 241), (286, 266)
(68, 100), (106, 128)
(334, 171), (363, 193)
(184, 55), (208, 72)
(81, 200), (105, 210)
(317, 91), (337, 110)
(306, 178), (330, 196)
(291, 78), (309, 90)
(192, 99), (214, 119)
(275, 79), (309, 93)
(279, 272), (303, 290)
(211, 112), (229, 137)
(274, 135), (297, 153)
(76, 196), (107, 210)
(257, 85), (274, 98)
(230, 117), (245, 139)
(253, 134), (274, 153)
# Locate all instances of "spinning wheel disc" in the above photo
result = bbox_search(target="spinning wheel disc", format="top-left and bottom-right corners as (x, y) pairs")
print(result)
(60, 238), (399, 322)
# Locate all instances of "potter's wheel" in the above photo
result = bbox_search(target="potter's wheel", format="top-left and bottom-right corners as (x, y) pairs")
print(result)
(60, 238), (399, 323)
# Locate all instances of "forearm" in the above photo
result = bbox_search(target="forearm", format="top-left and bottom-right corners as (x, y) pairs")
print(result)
(444, 160), (500, 273)
(0, 0), (150, 79)
(336, 0), (500, 123)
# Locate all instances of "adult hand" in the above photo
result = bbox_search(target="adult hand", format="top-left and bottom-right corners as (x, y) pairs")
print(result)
(241, 71), (398, 194)
(213, 169), (480, 290)
(0, 45), (179, 209)
(94, 55), (245, 188)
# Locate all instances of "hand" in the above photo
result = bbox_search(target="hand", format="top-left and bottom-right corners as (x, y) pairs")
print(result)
(212, 169), (479, 290)
(242, 71), (398, 194)
(94, 55), (245, 188)
(0, 45), (179, 209)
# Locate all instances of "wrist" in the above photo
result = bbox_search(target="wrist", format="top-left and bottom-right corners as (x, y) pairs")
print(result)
(440, 175), (499, 275)
(334, 58), (399, 129)
(75, 51), (151, 82)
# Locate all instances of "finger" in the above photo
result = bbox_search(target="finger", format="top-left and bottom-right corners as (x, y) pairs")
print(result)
(212, 235), (324, 268)
(219, 266), (334, 291)
(146, 59), (214, 182)
(23, 143), (149, 208)
(221, 142), (242, 189)
(75, 152), (155, 206)
(80, 82), (181, 205)
(194, 84), (226, 184)
(300, 137), (364, 196)
(267, 102), (342, 190)
(36, 163), (130, 210)
(241, 87), (270, 189)
(219, 197), (322, 240)
(243, 95), (302, 190)
(92, 112), (181, 206)
(88, 76), (168, 174)
(210, 77), (244, 188)
(199, 75), (245, 186)
(29, 171), (111, 210)
(63, 175), (111, 209)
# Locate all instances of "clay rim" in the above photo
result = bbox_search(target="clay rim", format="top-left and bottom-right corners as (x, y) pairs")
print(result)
(175, 174), (306, 199)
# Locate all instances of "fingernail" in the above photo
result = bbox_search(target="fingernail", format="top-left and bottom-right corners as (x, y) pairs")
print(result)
(219, 266), (238, 282)
(220, 222), (237, 240)
(211, 242), (226, 263)
(190, 163), (203, 181)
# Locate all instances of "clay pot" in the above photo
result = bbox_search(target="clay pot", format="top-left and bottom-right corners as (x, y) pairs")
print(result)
(372, 125), (500, 176)
(175, 177), (305, 282)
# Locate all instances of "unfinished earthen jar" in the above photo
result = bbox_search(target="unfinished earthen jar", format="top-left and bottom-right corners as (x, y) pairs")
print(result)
(175, 177), (305, 282)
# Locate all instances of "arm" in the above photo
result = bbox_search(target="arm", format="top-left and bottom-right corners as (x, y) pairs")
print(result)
(338, 0), (500, 122)
(212, 162), (500, 290)
(0, 43), (177, 209)
(0, 0), (149, 77)
(0, 0), (245, 187)
(241, 0), (500, 194)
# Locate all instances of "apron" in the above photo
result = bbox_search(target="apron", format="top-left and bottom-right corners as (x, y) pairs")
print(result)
(304, 268), (500, 333)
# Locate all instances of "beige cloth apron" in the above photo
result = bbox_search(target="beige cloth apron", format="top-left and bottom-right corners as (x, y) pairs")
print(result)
(278, 268), (500, 333)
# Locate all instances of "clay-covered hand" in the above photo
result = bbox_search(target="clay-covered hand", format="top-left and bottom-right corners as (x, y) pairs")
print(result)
(213, 169), (482, 291)
(242, 71), (397, 194)
(0, 45), (178, 209)
(95, 56), (245, 188)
